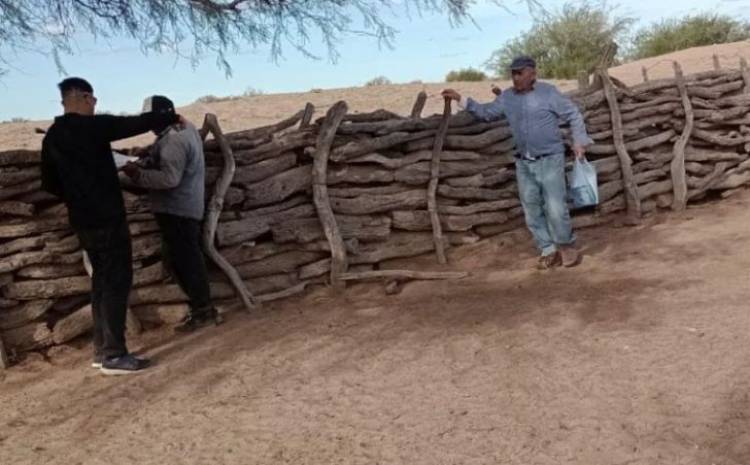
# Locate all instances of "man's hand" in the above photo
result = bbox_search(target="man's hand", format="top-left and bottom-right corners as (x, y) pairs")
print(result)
(573, 144), (586, 160)
(121, 162), (140, 180)
(441, 89), (462, 102)
(491, 85), (502, 96)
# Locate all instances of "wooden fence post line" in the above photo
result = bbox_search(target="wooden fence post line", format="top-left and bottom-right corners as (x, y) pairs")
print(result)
(670, 61), (692, 211)
(312, 101), (349, 291)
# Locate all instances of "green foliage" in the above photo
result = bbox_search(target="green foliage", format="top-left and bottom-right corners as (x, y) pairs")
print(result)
(485, 1), (633, 79)
(445, 67), (487, 82)
(242, 87), (265, 97)
(365, 76), (392, 86)
(628, 13), (750, 60)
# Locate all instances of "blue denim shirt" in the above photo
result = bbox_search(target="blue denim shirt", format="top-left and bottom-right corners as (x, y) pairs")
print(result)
(465, 81), (592, 158)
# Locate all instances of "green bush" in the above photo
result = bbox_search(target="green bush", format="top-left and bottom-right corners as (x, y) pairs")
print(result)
(445, 68), (487, 82)
(243, 87), (265, 97)
(629, 13), (750, 60)
(364, 76), (392, 86)
(484, 1), (633, 79)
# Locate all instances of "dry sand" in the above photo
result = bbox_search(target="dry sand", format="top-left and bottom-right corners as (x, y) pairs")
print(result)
(2, 190), (750, 464)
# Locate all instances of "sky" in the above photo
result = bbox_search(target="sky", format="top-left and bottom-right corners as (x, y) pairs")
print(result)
(0, 0), (747, 121)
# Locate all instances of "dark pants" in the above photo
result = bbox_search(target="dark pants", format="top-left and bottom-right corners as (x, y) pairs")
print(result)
(77, 219), (132, 359)
(154, 213), (212, 314)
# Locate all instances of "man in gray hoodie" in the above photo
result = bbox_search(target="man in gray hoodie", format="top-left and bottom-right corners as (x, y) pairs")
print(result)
(123, 95), (222, 332)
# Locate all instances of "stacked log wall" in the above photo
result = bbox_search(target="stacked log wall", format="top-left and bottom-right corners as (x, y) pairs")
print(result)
(2, 62), (750, 359)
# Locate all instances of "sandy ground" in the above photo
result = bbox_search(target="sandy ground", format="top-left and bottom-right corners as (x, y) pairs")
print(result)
(2, 189), (750, 464)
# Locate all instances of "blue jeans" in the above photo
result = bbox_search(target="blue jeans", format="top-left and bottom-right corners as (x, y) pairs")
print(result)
(515, 153), (575, 256)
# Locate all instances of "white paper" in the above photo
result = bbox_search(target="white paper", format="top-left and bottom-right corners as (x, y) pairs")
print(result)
(113, 151), (138, 169)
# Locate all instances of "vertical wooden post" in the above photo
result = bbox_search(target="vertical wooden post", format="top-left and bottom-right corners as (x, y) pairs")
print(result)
(641, 66), (649, 82)
(713, 54), (721, 70)
(300, 103), (315, 128)
(410, 91), (428, 118)
(599, 68), (641, 223)
(427, 97), (452, 264)
(0, 334), (9, 370)
(200, 114), (258, 311)
(740, 58), (750, 94)
(671, 61), (692, 211)
(576, 71), (589, 91)
(312, 101), (349, 291)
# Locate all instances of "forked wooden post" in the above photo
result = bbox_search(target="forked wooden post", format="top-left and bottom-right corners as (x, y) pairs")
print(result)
(300, 103), (315, 128)
(641, 66), (649, 82)
(427, 97), (452, 264)
(713, 54), (721, 70)
(598, 68), (641, 223)
(312, 101), (349, 291)
(670, 61), (692, 211)
(200, 114), (258, 311)
(410, 91), (428, 118)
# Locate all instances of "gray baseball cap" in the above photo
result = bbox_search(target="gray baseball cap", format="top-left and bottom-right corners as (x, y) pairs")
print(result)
(510, 55), (536, 70)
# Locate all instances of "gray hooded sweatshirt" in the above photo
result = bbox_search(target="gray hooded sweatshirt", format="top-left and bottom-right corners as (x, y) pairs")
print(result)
(134, 122), (205, 220)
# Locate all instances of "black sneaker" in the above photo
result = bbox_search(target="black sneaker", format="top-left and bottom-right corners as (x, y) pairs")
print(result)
(100, 354), (151, 375)
(174, 308), (224, 333)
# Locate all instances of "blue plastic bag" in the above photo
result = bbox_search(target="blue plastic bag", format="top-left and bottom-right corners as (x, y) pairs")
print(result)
(567, 159), (599, 208)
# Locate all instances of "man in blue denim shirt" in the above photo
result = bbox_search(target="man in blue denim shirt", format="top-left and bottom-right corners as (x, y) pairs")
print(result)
(442, 55), (592, 268)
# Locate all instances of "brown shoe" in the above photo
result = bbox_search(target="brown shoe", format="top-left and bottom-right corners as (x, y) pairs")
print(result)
(536, 251), (562, 270)
(559, 246), (581, 267)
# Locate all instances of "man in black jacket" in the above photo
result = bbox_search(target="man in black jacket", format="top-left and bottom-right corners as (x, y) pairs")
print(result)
(41, 77), (180, 375)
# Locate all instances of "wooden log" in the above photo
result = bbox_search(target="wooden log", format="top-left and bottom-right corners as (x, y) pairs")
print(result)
(243, 165), (312, 208)
(0, 298), (18, 309)
(478, 139), (516, 157)
(133, 262), (166, 287)
(437, 185), (516, 201)
(4, 276), (91, 300)
(427, 97), (452, 264)
(741, 58), (750, 94)
(271, 215), (391, 243)
(0, 300), (54, 330)
(300, 103), (315, 128)
(474, 217), (527, 237)
(0, 250), (56, 274)
(235, 250), (326, 279)
(443, 169), (513, 188)
(235, 130), (316, 165)
(349, 232), (448, 265)
(0, 150), (40, 166)
(132, 234), (161, 261)
(312, 100), (349, 290)
(394, 159), (510, 185)
(0, 166), (40, 187)
(200, 114), (258, 311)
(671, 62), (692, 211)
(410, 91), (428, 118)
(572, 213), (614, 229)
(330, 189), (427, 215)
(233, 152), (297, 185)
(132, 303), (188, 325)
(0, 200), (35, 217)
(0, 180), (42, 201)
(348, 149), (482, 170)
(392, 210), (509, 232)
(331, 129), (437, 162)
(587, 129), (676, 155)
(16, 263), (85, 279)
(339, 270), (468, 281)
(438, 198), (521, 215)
(51, 304), (92, 344)
(1, 322), (52, 351)
(638, 179), (673, 199)
(641, 66), (648, 82)
(217, 203), (315, 247)
(328, 165), (394, 184)
(129, 282), (235, 306)
(44, 233), (80, 254)
(688, 162), (730, 198)
(587, 102), (681, 126)
(256, 282), (309, 303)
(221, 242), (299, 265)
(328, 184), (413, 198)
(0, 236), (45, 257)
(204, 109), (306, 151)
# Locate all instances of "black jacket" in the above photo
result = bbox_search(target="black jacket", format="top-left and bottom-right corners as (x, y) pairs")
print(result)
(41, 112), (178, 230)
